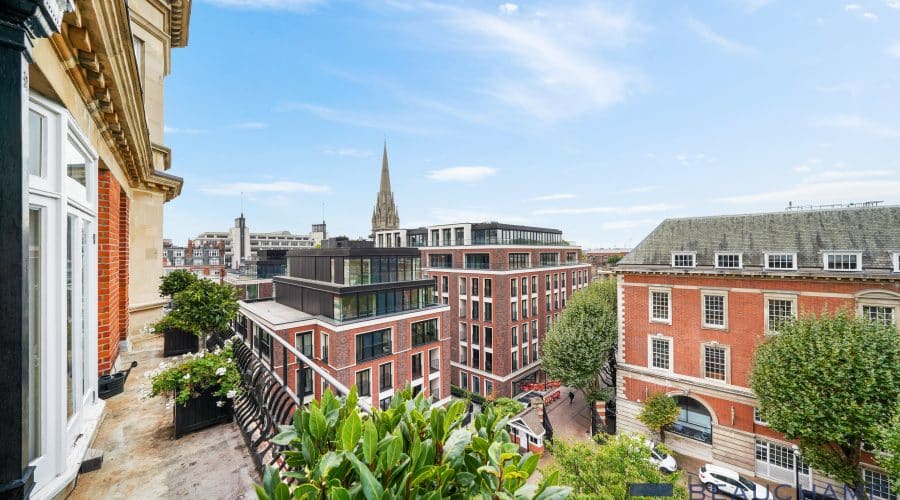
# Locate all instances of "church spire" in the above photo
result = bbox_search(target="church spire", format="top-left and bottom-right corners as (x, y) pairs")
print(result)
(371, 141), (400, 234)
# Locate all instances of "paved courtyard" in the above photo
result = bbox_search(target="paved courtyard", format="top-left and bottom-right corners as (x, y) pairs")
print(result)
(70, 335), (258, 499)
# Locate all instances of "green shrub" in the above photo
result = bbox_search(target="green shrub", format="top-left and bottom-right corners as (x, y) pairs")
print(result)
(159, 269), (198, 297)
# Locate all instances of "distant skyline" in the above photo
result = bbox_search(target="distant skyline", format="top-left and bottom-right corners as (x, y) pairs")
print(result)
(163, 0), (900, 248)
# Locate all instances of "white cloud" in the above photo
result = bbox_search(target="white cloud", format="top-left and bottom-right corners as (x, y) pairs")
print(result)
(280, 102), (432, 135)
(530, 193), (577, 201)
(686, 17), (757, 55)
(888, 42), (900, 59)
(201, 0), (321, 11)
(793, 164), (812, 173)
(863, 11), (879, 20)
(533, 203), (678, 215)
(426, 166), (497, 182)
(419, 2), (645, 121)
(845, 4), (879, 20)
(845, 3), (861, 10)
(717, 170), (900, 204)
(888, 0), (900, 8)
(814, 114), (900, 138)
(229, 121), (268, 129)
(164, 125), (207, 134)
(322, 147), (374, 158)
(498, 3), (518, 14)
(200, 181), (329, 196)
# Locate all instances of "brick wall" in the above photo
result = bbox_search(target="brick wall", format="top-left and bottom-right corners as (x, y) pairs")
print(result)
(98, 169), (129, 375)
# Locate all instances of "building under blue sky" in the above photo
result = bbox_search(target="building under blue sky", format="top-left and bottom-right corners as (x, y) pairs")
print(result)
(163, 0), (900, 248)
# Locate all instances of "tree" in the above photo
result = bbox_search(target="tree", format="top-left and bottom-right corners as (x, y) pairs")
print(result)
(638, 392), (679, 443)
(168, 280), (239, 347)
(540, 279), (617, 402)
(750, 311), (900, 500)
(606, 254), (623, 266)
(159, 269), (198, 297)
(257, 386), (570, 499)
(878, 406), (900, 495)
(544, 434), (687, 499)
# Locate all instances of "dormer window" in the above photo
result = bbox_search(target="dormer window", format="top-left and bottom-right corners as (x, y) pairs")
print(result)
(672, 252), (695, 268)
(765, 253), (796, 270)
(824, 252), (861, 271)
(893, 252), (900, 273)
(715, 253), (742, 269)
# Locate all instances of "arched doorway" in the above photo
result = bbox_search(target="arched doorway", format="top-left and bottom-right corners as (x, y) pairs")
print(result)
(668, 396), (713, 444)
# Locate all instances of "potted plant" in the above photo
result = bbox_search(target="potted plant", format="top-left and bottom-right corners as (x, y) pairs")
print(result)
(158, 270), (200, 357)
(162, 280), (239, 357)
(145, 339), (242, 437)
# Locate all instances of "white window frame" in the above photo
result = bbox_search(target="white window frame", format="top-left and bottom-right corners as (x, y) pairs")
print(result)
(765, 293), (798, 335)
(671, 252), (696, 268)
(893, 252), (900, 273)
(209, 249), (219, 257)
(753, 407), (768, 426)
(647, 334), (673, 373)
(701, 290), (728, 330)
(649, 287), (672, 325)
(701, 342), (730, 384)
(822, 252), (863, 272)
(764, 252), (797, 271)
(193, 249), (203, 257)
(714, 253), (743, 269)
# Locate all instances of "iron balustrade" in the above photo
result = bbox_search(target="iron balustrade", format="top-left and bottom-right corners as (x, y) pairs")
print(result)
(228, 320), (371, 477)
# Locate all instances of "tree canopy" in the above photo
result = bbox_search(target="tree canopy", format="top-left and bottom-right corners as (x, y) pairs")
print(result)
(168, 280), (239, 341)
(257, 386), (570, 499)
(544, 434), (687, 499)
(750, 311), (900, 497)
(159, 269), (198, 297)
(540, 279), (617, 401)
(638, 393), (679, 443)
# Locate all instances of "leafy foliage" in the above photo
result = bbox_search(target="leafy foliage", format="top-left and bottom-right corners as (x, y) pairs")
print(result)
(146, 339), (242, 405)
(540, 280), (617, 401)
(168, 280), (239, 343)
(256, 386), (570, 499)
(159, 269), (199, 297)
(485, 398), (526, 420)
(605, 255), (623, 266)
(750, 311), (900, 493)
(544, 434), (686, 499)
(637, 393), (679, 443)
(878, 407), (900, 494)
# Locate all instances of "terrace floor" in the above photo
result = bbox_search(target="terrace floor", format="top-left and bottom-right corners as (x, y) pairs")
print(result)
(70, 334), (258, 499)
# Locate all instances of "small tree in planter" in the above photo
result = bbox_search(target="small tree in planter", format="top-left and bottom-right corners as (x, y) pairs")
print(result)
(168, 280), (239, 351)
(638, 392), (679, 443)
(159, 269), (198, 298)
(145, 339), (242, 437)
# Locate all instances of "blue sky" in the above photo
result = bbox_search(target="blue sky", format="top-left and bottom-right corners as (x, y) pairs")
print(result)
(163, 0), (900, 248)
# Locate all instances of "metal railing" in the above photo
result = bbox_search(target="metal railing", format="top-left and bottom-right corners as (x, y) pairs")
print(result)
(229, 320), (371, 476)
(412, 238), (574, 247)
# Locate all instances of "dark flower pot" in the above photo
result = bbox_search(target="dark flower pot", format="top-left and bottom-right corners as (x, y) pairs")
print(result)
(163, 327), (200, 357)
(173, 386), (233, 438)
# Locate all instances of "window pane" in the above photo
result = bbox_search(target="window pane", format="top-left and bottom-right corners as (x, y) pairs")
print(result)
(28, 111), (44, 176)
(25, 209), (41, 461)
(66, 138), (88, 187)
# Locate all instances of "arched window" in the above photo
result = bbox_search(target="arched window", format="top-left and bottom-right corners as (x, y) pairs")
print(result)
(669, 396), (713, 444)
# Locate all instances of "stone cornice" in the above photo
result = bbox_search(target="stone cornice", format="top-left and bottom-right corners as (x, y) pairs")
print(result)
(51, 0), (183, 201)
(169, 0), (190, 47)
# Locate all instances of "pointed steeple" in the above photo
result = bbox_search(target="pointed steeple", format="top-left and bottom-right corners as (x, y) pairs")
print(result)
(379, 141), (392, 193)
(371, 141), (400, 234)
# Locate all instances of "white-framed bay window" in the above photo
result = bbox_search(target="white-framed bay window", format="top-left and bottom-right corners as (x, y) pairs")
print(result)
(26, 94), (101, 494)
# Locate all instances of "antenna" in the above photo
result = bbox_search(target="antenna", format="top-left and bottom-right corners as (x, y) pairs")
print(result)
(240, 191), (244, 215)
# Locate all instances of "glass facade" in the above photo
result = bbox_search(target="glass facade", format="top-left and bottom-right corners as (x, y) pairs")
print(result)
(332, 285), (436, 321)
(344, 256), (422, 285)
(356, 329), (392, 363)
(472, 228), (562, 245)
(411, 318), (439, 346)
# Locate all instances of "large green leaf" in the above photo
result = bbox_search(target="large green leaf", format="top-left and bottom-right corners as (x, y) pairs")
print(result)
(441, 429), (471, 468)
(347, 454), (385, 500)
(309, 405), (327, 441)
(340, 411), (362, 451)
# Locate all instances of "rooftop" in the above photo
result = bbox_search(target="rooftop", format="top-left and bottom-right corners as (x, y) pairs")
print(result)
(241, 299), (312, 326)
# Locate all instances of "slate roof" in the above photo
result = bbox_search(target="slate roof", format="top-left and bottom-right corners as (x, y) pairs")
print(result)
(617, 206), (900, 275)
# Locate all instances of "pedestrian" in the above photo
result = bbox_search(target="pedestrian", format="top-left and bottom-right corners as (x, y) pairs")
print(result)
(568, 391), (575, 405)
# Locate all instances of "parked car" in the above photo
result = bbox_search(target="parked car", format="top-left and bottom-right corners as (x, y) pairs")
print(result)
(645, 439), (677, 473)
(699, 464), (770, 499)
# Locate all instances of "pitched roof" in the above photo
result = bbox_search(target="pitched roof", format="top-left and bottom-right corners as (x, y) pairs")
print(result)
(618, 206), (900, 274)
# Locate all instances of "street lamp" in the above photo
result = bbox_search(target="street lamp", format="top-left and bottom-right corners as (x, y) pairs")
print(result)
(792, 444), (802, 500)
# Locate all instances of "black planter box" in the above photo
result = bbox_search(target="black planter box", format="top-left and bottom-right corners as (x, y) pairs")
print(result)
(174, 387), (233, 438)
(163, 327), (200, 357)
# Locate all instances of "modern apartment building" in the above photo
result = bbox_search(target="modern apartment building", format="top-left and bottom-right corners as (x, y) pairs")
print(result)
(222, 249), (288, 300)
(374, 223), (592, 398)
(193, 216), (326, 269)
(1, 0), (191, 497)
(235, 238), (451, 410)
(614, 206), (899, 497)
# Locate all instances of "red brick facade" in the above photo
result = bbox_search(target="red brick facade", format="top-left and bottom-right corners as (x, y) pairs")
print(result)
(420, 246), (592, 398)
(97, 169), (129, 375)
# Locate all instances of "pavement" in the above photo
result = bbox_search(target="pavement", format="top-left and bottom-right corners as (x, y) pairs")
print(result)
(68, 335), (259, 500)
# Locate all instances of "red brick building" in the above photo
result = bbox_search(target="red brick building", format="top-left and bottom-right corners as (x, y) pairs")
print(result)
(615, 207), (900, 497)
(235, 239), (451, 409)
(375, 223), (592, 398)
